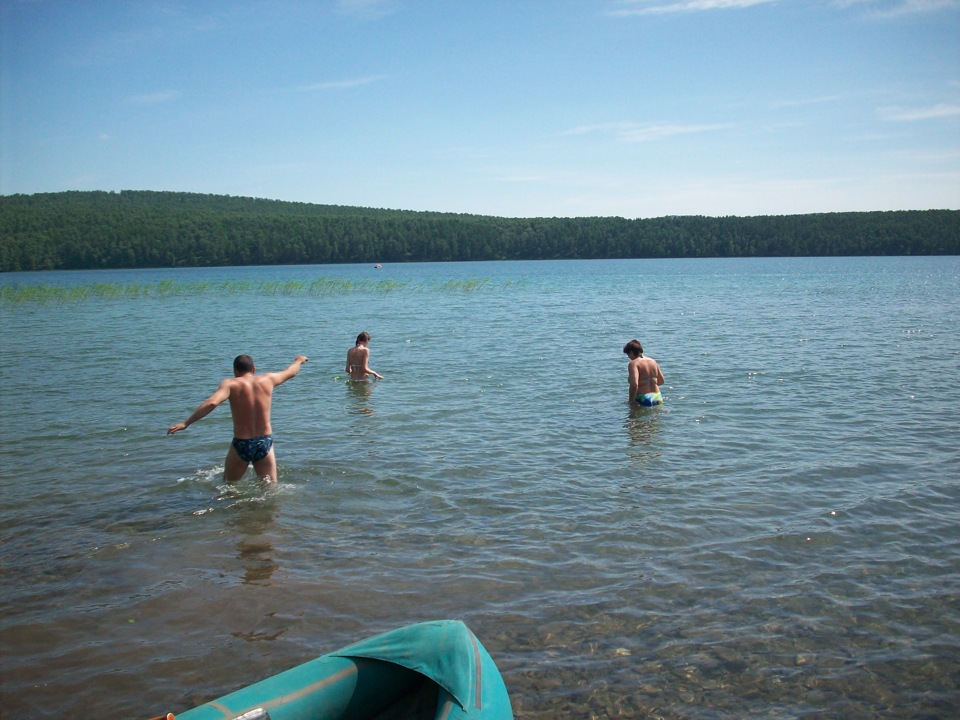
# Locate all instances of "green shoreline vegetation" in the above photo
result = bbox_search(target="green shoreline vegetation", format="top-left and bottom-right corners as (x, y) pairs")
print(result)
(2, 191), (958, 273)
(0, 277), (511, 306)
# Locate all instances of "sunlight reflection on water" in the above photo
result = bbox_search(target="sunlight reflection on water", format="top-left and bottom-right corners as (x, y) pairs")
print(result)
(1, 257), (959, 718)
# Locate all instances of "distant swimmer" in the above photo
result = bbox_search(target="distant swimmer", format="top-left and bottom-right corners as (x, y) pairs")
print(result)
(623, 339), (665, 407)
(167, 354), (308, 483)
(346, 331), (384, 381)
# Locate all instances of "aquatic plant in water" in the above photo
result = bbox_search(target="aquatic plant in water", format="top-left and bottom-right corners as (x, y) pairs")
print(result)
(0, 276), (519, 306)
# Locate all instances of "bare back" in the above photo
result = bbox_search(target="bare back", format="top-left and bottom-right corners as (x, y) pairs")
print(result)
(629, 356), (665, 396)
(227, 374), (276, 438)
(346, 345), (379, 380)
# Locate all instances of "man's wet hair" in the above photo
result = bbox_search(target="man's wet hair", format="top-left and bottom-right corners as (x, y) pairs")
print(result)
(234, 354), (255, 374)
(623, 340), (643, 357)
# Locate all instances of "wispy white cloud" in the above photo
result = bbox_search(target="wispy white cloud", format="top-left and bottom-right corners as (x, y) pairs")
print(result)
(124, 90), (181, 106)
(888, 147), (960, 165)
(772, 95), (843, 109)
(608, 0), (778, 16)
(334, 0), (399, 19)
(620, 123), (728, 141)
(295, 76), (387, 91)
(880, 103), (960, 121)
(498, 173), (560, 184)
(609, 0), (960, 16)
(835, 0), (960, 18)
(562, 121), (727, 142)
(561, 122), (624, 136)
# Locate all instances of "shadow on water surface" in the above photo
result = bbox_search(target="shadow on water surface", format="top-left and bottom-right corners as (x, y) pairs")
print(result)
(345, 377), (377, 415)
(624, 402), (665, 464)
(217, 481), (281, 587)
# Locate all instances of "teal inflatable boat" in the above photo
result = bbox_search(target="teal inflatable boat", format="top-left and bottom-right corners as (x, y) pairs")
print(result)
(172, 620), (513, 720)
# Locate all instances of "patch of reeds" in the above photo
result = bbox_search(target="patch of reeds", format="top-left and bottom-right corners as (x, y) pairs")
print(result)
(0, 276), (519, 306)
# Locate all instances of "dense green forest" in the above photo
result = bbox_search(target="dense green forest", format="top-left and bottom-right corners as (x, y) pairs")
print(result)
(1, 190), (958, 272)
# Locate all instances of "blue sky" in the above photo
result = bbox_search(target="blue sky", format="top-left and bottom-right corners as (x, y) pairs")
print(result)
(2, 0), (958, 218)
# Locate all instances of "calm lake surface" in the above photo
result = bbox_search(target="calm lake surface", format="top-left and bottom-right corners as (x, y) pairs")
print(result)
(1, 257), (958, 719)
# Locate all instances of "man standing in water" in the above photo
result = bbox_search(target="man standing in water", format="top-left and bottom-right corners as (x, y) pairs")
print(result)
(168, 354), (308, 483)
(623, 339), (665, 406)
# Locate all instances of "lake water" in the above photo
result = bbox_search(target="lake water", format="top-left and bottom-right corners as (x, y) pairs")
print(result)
(1, 257), (958, 719)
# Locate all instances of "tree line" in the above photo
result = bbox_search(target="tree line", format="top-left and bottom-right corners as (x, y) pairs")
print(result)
(1, 190), (957, 272)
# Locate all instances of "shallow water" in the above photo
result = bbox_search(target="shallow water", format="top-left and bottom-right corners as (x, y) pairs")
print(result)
(1, 257), (958, 719)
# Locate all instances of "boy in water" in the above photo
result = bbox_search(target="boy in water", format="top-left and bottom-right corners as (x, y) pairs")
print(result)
(168, 354), (308, 483)
(623, 339), (665, 406)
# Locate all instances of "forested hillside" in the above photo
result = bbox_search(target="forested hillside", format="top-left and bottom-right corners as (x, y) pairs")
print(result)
(1, 190), (957, 272)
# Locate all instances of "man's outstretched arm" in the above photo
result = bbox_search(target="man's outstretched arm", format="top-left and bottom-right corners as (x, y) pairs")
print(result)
(268, 355), (309, 386)
(167, 380), (231, 435)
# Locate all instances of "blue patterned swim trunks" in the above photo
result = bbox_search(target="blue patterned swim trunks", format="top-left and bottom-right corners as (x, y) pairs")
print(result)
(635, 391), (663, 407)
(231, 435), (274, 463)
